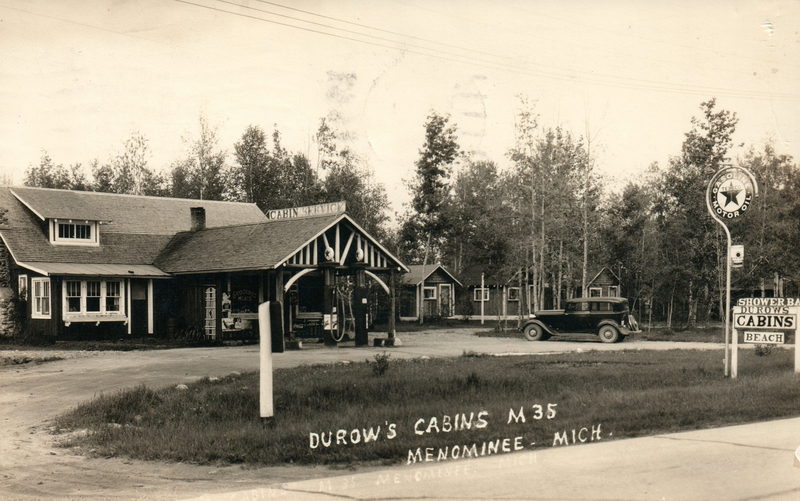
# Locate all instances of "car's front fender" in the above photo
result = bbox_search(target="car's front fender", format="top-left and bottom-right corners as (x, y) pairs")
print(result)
(597, 319), (639, 336)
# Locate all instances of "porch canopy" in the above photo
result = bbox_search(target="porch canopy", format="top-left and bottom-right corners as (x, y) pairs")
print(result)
(17, 262), (170, 278)
(155, 206), (408, 344)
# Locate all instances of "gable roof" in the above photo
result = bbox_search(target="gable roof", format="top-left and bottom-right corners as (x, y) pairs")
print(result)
(0, 187), (267, 268)
(9, 186), (265, 234)
(402, 264), (462, 286)
(587, 267), (621, 286)
(156, 214), (342, 273)
(1, 187), (405, 276)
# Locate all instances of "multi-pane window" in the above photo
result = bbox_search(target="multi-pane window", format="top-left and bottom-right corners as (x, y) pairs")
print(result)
(106, 281), (121, 312)
(66, 281), (81, 312)
(474, 288), (489, 302)
(58, 223), (91, 240)
(32, 278), (51, 318)
(63, 280), (124, 318)
(86, 281), (101, 312)
(423, 286), (437, 300)
(51, 221), (98, 245)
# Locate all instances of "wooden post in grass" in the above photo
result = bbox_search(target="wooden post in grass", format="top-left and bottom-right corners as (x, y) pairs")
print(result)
(259, 301), (284, 419)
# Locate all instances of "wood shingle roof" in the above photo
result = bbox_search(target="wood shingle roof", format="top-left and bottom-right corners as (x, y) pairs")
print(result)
(155, 214), (342, 273)
(9, 186), (265, 234)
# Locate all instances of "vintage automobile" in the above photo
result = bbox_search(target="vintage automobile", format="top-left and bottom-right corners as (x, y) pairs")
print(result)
(520, 297), (640, 343)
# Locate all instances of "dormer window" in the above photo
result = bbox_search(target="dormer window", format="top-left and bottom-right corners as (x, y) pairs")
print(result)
(59, 222), (91, 240)
(50, 220), (99, 246)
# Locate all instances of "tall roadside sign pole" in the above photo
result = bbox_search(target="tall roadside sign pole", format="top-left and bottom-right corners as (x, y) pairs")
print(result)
(706, 165), (758, 378)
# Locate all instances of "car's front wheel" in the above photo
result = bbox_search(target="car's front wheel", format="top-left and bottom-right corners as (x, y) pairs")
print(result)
(523, 323), (549, 341)
(598, 325), (620, 343)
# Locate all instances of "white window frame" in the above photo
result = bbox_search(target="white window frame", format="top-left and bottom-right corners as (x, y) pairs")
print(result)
(423, 286), (437, 300)
(507, 287), (520, 301)
(31, 277), (51, 319)
(18, 274), (28, 300)
(62, 279), (126, 322)
(589, 287), (602, 297)
(49, 219), (99, 246)
(474, 287), (489, 302)
(607, 286), (619, 297)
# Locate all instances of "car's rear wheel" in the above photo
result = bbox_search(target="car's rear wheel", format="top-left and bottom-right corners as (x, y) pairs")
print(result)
(598, 325), (620, 343)
(523, 323), (549, 341)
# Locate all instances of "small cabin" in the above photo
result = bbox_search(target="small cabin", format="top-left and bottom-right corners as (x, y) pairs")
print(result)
(584, 267), (621, 298)
(399, 264), (461, 321)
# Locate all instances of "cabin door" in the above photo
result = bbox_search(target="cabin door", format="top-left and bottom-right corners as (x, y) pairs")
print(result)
(130, 280), (148, 335)
(439, 284), (452, 318)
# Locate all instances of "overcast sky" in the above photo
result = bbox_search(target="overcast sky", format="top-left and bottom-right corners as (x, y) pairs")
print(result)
(1, 0), (798, 217)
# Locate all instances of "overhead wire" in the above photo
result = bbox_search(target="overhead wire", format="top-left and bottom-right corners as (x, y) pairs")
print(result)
(175, 0), (799, 101)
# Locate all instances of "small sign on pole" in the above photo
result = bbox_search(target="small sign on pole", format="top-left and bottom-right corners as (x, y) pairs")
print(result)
(733, 298), (800, 376)
(706, 166), (758, 378)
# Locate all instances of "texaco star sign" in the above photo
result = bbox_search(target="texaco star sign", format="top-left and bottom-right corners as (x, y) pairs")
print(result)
(709, 167), (755, 218)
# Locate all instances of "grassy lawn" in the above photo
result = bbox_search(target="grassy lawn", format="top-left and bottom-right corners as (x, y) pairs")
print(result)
(54, 349), (800, 466)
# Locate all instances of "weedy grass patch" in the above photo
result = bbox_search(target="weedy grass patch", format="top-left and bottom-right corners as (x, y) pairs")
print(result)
(54, 349), (800, 466)
(0, 354), (64, 366)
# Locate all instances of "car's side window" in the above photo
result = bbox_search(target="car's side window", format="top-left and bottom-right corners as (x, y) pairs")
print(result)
(576, 301), (589, 312)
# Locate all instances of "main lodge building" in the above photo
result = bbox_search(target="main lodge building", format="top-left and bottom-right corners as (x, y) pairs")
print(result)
(0, 187), (407, 343)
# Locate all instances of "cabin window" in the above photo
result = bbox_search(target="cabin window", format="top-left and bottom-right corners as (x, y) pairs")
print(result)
(62, 280), (125, 320)
(607, 286), (619, 297)
(50, 220), (99, 246)
(86, 281), (101, 312)
(18, 275), (28, 300)
(589, 287), (602, 297)
(106, 281), (121, 312)
(507, 287), (520, 301)
(32, 278), (51, 319)
(423, 286), (437, 300)
(66, 281), (82, 312)
(474, 288), (489, 302)
(59, 223), (91, 240)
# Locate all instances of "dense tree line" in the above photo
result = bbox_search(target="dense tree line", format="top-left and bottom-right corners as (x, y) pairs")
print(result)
(22, 97), (799, 327)
(398, 99), (799, 327)
(23, 115), (390, 238)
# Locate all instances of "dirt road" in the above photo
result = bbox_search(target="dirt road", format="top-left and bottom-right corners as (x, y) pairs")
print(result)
(0, 331), (723, 500)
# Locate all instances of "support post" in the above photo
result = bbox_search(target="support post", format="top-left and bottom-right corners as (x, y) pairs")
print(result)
(388, 269), (397, 340)
(147, 279), (154, 335)
(322, 265), (337, 345)
(354, 266), (368, 346)
(126, 278), (132, 335)
(215, 275), (224, 343)
(480, 272), (485, 325)
(259, 301), (274, 419)
(795, 312), (800, 374)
